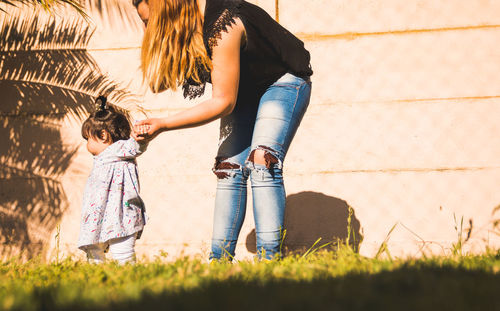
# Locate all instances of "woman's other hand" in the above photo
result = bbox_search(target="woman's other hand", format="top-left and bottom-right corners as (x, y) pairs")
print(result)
(132, 118), (164, 142)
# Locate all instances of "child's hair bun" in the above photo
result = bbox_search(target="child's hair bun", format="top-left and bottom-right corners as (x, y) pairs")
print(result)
(96, 96), (107, 111)
(83, 96), (130, 142)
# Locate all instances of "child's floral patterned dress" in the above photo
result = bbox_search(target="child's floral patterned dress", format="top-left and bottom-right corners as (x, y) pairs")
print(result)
(78, 138), (147, 250)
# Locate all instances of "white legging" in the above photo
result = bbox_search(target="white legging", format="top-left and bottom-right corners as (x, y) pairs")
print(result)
(86, 233), (137, 264)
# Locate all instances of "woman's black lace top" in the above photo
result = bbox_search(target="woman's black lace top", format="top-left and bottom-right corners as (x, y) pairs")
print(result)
(182, 0), (313, 100)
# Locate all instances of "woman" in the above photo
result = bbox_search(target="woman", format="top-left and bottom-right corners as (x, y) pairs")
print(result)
(134, 0), (312, 260)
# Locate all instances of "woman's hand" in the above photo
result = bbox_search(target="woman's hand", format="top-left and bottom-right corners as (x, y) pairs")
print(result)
(132, 118), (164, 142)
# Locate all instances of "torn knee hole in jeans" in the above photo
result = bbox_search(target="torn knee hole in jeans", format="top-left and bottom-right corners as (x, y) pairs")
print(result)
(212, 157), (242, 179)
(248, 145), (279, 169)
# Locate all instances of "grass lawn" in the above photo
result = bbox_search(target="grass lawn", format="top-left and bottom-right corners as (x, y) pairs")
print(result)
(1, 248), (499, 311)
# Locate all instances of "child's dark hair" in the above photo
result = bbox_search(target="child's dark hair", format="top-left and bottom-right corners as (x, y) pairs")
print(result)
(81, 96), (131, 142)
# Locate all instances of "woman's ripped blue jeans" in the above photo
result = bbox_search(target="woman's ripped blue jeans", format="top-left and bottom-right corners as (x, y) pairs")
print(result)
(210, 73), (312, 260)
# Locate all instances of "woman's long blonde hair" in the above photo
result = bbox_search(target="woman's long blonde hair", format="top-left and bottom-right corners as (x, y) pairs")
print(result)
(141, 0), (212, 93)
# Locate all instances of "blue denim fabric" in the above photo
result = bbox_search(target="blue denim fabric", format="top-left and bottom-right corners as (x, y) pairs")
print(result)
(210, 73), (311, 260)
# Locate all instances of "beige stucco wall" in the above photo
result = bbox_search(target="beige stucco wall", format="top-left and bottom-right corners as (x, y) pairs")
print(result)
(1, 0), (499, 261)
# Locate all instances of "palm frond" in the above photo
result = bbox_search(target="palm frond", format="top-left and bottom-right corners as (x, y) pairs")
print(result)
(0, 0), (17, 12)
(0, 0), (88, 20)
(1, 59), (137, 118)
(0, 9), (139, 120)
(4, 69), (137, 113)
(0, 10), (93, 51)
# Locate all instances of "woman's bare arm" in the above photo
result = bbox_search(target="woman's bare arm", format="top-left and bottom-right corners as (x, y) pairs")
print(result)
(134, 19), (244, 141)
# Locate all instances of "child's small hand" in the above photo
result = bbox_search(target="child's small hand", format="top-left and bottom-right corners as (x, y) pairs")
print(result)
(132, 122), (151, 142)
(132, 118), (163, 142)
(135, 124), (150, 136)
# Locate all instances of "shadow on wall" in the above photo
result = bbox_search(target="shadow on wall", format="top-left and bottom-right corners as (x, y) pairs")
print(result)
(0, 7), (136, 260)
(246, 191), (362, 255)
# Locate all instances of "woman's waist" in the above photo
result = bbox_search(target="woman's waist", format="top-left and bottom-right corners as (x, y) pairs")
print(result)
(241, 64), (310, 86)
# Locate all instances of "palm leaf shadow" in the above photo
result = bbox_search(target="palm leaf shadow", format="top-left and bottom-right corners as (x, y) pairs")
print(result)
(0, 8), (138, 259)
(0, 0), (88, 18)
(86, 0), (143, 32)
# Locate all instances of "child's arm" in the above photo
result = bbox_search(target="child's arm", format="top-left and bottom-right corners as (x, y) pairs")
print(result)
(114, 123), (151, 159)
(116, 138), (148, 159)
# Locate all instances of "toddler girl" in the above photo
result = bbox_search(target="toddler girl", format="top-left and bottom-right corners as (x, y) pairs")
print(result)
(78, 96), (148, 264)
